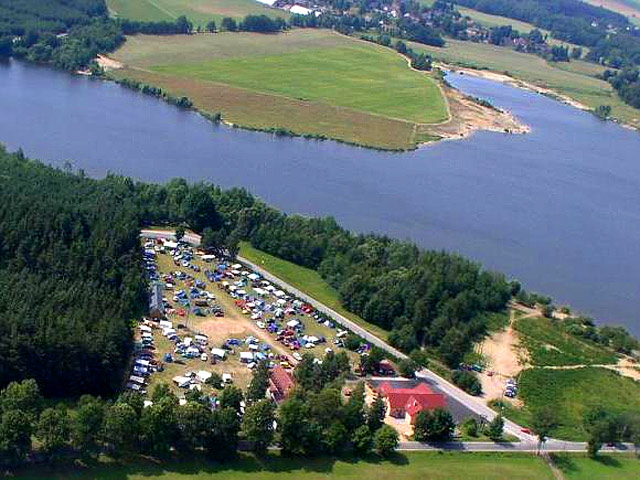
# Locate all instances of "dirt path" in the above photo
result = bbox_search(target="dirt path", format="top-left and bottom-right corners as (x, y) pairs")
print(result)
(477, 310), (536, 400)
(539, 358), (640, 381)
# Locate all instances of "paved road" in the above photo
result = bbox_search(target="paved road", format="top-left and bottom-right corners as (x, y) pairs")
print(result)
(238, 255), (533, 441)
(139, 229), (606, 451)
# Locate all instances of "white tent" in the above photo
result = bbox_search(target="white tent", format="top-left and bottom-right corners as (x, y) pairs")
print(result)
(196, 370), (212, 382)
(240, 352), (254, 362)
(287, 319), (300, 328)
(211, 348), (227, 359)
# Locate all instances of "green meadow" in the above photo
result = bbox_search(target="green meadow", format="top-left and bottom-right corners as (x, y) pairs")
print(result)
(519, 367), (640, 440)
(13, 452), (555, 480)
(106, 0), (289, 27)
(111, 30), (449, 149)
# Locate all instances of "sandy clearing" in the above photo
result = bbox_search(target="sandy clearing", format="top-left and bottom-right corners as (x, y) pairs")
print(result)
(96, 54), (123, 70)
(425, 83), (530, 143)
(477, 310), (535, 402)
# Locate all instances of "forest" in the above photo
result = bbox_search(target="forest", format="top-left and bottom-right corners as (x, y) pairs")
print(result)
(0, 146), (511, 399)
(0, 148), (147, 397)
(452, 0), (640, 68)
(0, 354), (409, 468)
(602, 68), (640, 109)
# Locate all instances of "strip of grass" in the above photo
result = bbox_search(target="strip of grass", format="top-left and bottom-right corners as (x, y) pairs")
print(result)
(514, 317), (617, 366)
(552, 453), (640, 480)
(407, 37), (640, 129)
(13, 451), (555, 480)
(239, 241), (389, 341)
(107, 0), (289, 27)
(519, 367), (640, 440)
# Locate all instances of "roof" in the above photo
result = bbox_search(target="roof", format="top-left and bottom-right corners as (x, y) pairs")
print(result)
(270, 365), (294, 395)
(378, 382), (447, 412)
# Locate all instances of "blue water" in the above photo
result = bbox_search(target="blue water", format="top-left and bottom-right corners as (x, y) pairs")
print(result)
(1, 59), (639, 333)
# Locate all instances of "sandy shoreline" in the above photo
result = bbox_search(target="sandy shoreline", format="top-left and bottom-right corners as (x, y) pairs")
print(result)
(441, 63), (590, 112)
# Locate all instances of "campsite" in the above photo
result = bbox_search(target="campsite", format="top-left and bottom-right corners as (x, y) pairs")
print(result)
(134, 233), (364, 400)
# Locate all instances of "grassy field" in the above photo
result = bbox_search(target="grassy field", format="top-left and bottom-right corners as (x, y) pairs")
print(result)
(239, 242), (389, 341)
(552, 453), (640, 480)
(106, 0), (289, 27)
(519, 367), (640, 440)
(407, 38), (640, 129)
(514, 317), (618, 366)
(13, 452), (555, 480)
(111, 30), (448, 149)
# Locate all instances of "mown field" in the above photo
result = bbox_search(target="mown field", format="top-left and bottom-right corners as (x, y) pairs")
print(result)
(519, 367), (640, 440)
(552, 453), (640, 480)
(110, 30), (449, 150)
(106, 0), (288, 27)
(239, 242), (389, 340)
(514, 317), (618, 366)
(13, 452), (555, 480)
(407, 38), (640, 129)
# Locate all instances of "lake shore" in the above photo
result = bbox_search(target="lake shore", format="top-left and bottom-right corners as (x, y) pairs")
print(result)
(98, 51), (530, 151)
(441, 63), (591, 111)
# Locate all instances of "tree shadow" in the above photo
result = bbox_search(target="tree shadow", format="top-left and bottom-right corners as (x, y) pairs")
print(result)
(549, 453), (578, 473)
(594, 455), (622, 468)
(12, 451), (413, 479)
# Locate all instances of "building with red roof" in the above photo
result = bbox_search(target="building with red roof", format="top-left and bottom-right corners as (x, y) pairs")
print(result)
(377, 382), (447, 424)
(269, 365), (295, 402)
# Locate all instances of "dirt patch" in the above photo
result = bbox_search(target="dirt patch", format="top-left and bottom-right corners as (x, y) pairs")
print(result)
(197, 318), (248, 345)
(479, 325), (524, 400)
(96, 54), (123, 71)
(423, 81), (530, 143)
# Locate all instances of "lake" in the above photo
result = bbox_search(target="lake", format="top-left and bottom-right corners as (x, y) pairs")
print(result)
(1, 58), (639, 334)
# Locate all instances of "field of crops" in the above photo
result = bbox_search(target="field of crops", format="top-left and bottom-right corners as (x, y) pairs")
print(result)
(111, 30), (449, 149)
(107, 0), (288, 26)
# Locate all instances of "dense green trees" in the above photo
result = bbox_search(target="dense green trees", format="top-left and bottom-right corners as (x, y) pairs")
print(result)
(413, 408), (456, 442)
(0, 148), (147, 396)
(242, 400), (276, 454)
(453, 0), (640, 68)
(603, 68), (640, 109)
(240, 15), (287, 33)
(486, 415), (505, 441)
(451, 370), (483, 396)
(374, 425), (399, 457)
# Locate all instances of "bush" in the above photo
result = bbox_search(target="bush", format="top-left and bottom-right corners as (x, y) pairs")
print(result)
(452, 370), (483, 396)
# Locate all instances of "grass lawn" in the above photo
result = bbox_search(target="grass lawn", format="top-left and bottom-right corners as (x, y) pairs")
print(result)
(106, 0), (289, 27)
(514, 316), (618, 366)
(110, 30), (448, 150)
(13, 452), (555, 480)
(407, 37), (640, 129)
(519, 367), (640, 440)
(552, 453), (640, 480)
(239, 242), (389, 341)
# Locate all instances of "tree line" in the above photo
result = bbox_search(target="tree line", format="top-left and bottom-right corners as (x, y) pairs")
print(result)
(0, 352), (402, 469)
(452, 0), (640, 69)
(0, 147), (147, 396)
